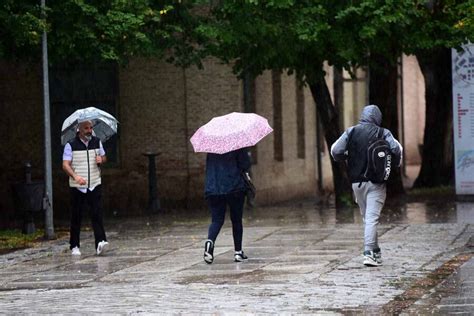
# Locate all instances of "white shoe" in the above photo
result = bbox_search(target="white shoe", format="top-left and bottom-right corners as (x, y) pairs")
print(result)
(234, 251), (248, 262)
(203, 240), (214, 264)
(96, 241), (109, 255)
(71, 247), (81, 256)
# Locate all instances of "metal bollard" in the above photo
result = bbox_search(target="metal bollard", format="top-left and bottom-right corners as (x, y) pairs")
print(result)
(143, 152), (161, 212)
(25, 162), (32, 183)
(23, 162), (34, 234)
(11, 162), (45, 234)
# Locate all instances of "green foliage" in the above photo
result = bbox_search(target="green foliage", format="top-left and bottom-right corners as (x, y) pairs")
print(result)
(0, 1), (45, 60)
(336, 1), (420, 60)
(0, 229), (44, 251)
(46, 0), (205, 65)
(336, 0), (474, 59)
(408, 185), (455, 197)
(2, 1), (473, 72)
(0, 0), (207, 66)
(199, 1), (362, 83)
(199, 0), (474, 80)
(406, 0), (474, 52)
(338, 192), (355, 208)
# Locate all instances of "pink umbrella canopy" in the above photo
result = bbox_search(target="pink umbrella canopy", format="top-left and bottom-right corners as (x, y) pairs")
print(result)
(190, 112), (273, 154)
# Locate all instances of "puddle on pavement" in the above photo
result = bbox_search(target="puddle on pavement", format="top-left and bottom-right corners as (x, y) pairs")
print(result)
(104, 200), (474, 233)
(336, 201), (474, 225)
(246, 200), (474, 226)
(177, 269), (290, 285)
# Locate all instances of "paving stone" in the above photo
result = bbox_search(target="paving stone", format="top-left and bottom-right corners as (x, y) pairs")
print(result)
(0, 203), (472, 314)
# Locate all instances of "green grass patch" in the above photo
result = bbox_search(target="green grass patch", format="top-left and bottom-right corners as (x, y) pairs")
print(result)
(407, 185), (455, 197)
(337, 192), (355, 208)
(0, 229), (45, 252)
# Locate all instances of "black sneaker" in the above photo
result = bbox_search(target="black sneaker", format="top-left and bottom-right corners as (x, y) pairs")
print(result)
(363, 250), (382, 267)
(204, 239), (214, 264)
(234, 251), (248, 262)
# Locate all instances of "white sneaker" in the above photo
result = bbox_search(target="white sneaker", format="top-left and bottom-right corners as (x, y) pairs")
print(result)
(96, 241), (109, 255)
(71, 247), (81, 256)
(203, 240), (214, 264)
(234, 250), (248, 262)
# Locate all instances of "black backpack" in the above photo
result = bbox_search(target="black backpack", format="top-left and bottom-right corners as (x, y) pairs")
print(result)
(364, 128), (392, 183)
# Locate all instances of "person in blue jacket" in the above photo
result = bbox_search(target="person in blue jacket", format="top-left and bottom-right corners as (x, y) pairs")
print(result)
(203, 147), (251, 264)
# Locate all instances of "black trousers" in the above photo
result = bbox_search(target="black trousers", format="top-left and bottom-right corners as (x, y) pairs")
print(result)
(70, 185), (107, 250)
(207, 191), (246, 251)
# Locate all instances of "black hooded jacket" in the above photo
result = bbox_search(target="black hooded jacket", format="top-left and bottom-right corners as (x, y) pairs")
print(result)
(331, 105), (403, 183)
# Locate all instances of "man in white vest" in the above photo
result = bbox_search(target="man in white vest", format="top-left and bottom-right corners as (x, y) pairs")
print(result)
(62, 120), (109, 256)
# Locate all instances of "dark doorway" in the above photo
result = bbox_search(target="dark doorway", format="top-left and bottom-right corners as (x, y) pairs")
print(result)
(49, 62), (119, 166)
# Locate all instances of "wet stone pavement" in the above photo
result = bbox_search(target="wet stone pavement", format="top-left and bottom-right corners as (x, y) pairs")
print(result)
(0, 200), (473, 314)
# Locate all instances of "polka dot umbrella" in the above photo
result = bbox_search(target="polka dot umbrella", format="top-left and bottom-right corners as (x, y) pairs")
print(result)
(190, 112), (273, 154)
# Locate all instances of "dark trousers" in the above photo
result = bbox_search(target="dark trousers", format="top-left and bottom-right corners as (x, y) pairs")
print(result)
(207, 191), (246, 251)
(70, 185), (107, 250)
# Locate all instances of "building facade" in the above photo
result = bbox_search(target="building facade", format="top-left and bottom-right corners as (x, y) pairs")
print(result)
(0, 55), (424, 226)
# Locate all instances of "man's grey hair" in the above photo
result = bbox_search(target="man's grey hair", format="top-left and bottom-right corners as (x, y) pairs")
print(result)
(76, 120), (93, 132)
(78, 120), (93, 127)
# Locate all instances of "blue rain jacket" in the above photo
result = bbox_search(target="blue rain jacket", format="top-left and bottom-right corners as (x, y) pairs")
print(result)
(205, 148), (251, 197)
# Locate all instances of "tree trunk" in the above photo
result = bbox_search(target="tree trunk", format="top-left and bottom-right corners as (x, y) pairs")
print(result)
(308, 75), (352, 208)
(369, 55), (405, 197)
(414, 48), (453, 188)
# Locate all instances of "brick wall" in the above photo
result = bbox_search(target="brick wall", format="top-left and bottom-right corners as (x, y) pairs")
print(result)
(250, 70), (318, 203)
(117, 57), (245, 211)
(0, 58), (325, 225)
(0, 61), (45, 226)
(2, 56), (427, 226)
(118, 58), (320, 208)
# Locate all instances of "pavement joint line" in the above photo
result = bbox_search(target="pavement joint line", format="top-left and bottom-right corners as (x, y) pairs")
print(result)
(418, 246), (466, 271)
(437, 303), (474, 308)
(0, 255), (85, 288)
(418, 224), (472, 271)
(448, 224), (471, 246)
(382, 250), (474, 314)
(95, 255), (159, 283)
(308, 233), (337, 246)
(316, 249), (363, 277)
(395, 224), (410, 233)
(0, 234), (172, 290)
(253, 227), (284, 242)
(1, 205), (472, 313)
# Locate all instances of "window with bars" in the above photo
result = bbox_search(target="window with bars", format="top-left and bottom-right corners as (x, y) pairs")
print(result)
(50, 62), (119, 166)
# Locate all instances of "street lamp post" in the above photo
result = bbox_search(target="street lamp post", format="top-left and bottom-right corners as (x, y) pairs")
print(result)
(41, 0), (55, 239)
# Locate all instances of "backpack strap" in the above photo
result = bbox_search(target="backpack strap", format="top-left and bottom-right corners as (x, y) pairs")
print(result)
(377, 127), (384, 139)
(347, 126), (356, 145)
